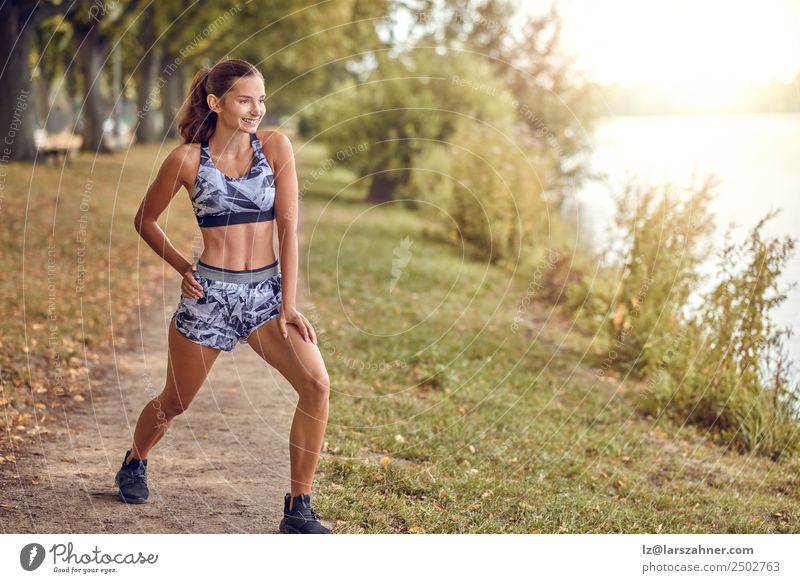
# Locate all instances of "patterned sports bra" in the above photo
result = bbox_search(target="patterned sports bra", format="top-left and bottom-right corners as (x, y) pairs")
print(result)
(192, 132), (276, 227)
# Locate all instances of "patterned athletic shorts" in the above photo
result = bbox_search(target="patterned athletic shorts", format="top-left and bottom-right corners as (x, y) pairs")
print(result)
(172, 259), (282, 352)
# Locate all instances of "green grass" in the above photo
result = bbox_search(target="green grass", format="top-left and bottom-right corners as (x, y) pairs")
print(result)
(295, 141), (800, 533)
(2, 138), (797, 532)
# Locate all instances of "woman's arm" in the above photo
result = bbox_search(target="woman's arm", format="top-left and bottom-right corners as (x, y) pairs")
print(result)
(273, 132), (300, 310)
(133, 146), (194, 276)
(272, 131), (316, 343)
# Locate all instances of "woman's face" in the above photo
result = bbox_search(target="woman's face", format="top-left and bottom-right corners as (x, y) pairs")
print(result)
(208, 75), (266, 132)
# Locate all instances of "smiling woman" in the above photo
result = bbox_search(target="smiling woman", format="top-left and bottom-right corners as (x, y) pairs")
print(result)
(122, 58), (333, 534)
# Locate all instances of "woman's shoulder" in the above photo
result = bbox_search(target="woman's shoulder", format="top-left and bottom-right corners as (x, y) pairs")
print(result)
(256, 129), (293, 151)
(162, 141), (202, 191)
(256, 129), (293, 169)
(167, 141), (201, 165)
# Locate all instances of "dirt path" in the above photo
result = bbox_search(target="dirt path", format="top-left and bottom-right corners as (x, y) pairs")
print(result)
(1, 271), (307, 533)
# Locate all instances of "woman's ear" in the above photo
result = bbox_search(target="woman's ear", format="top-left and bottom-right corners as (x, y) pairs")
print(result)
(207, 93), (220, 113)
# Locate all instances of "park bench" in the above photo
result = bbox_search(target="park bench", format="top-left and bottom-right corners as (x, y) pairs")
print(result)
(34, 130), (82, 165)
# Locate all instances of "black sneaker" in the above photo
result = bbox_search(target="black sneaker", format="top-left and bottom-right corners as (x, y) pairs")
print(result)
(279, 492), (331, 534)
(115, 449), (149, 504)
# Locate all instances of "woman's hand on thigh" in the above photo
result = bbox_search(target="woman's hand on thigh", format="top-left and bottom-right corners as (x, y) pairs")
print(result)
(278, 305), (316, 344)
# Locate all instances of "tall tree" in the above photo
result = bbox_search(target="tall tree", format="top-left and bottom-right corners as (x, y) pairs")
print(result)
(71, 0), (143, 153)
(127, 0), (243, 143)
(133, 2), (163, 143)
(307, 49), (513, 203)
(0, 0), (77, 161)
(125, 0), (388, 141)
(396, 0), (602, 206)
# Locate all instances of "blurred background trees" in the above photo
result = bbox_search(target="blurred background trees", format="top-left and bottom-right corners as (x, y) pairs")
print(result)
(2, 0), (388, 157)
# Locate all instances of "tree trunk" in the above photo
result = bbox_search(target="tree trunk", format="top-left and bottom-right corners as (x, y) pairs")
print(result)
(75, 23), (111, 153)
(136, 44), (163, 143)
(161, 52), (183, 140)
(0, 3), (40, 161)
(111, 48), (123, 146)
(366, 171), (401, 203)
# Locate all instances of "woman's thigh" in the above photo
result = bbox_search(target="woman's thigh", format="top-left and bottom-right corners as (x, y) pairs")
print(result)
(246, 315), (329, 392)
(161, 315), (221, 412)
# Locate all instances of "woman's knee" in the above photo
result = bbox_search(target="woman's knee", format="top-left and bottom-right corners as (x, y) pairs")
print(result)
(297, 371), (330, 402)
(155, 394), (191, 419)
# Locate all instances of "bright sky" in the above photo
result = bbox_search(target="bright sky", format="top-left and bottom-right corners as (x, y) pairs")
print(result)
(532, 0), (800, 88)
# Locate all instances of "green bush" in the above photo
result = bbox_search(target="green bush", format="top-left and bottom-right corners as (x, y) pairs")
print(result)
(646, 211), (800, 459)
(686, 213), (798, 458)
(599, 176), (716, 378)
(410, 116), (552, 267)
(541, 247), (616, 322)
(305, 50), (518, 204)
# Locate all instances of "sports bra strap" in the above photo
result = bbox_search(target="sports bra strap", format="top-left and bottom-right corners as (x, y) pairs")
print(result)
(249, 131), (264, 154)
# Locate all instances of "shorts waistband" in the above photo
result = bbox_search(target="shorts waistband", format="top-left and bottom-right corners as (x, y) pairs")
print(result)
(196, 259), (279, 283)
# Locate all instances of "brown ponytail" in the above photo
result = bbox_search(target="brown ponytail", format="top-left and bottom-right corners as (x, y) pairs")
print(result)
(177, 59), (264, 144)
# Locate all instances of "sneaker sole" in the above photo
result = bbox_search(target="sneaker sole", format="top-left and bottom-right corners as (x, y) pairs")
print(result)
(279, 518), (331, 534)
(116, 490), (148, 504)
(279, 519), (300, 534)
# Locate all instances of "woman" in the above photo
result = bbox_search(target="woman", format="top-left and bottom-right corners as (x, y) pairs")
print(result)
(117, 59), (331, 534)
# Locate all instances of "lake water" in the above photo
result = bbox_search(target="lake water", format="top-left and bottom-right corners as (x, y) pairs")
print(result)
(571, 113), (800, 369)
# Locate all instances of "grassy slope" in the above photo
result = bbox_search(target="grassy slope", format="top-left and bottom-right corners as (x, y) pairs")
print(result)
(2, 138), (797, 532)
(294, 140), (799, 533)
